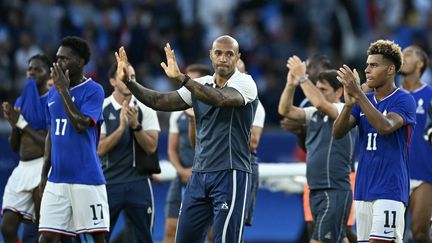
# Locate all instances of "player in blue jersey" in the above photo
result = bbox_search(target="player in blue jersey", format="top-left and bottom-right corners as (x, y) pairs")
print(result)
(116, 35), (258, 243)
(1, 54), (50, 243)
(163, 64), (211, 243)
(333, 40), (416, 243)
(38, 36), (108, 243)
(399, 45), (432, 243)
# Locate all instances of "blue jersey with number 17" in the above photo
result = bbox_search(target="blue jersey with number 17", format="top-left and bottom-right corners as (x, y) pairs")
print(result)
(46, 79), (105, 185)
(351, 88), (416, 205)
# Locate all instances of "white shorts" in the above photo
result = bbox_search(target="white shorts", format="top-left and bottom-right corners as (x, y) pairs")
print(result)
(355, 200), (405, 243)
(39, 182), (110, 236)
(1, 157), (44, 222)
(409, 179), (424, 195)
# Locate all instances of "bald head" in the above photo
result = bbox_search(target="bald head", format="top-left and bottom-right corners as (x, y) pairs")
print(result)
(212, 35), (239, 53)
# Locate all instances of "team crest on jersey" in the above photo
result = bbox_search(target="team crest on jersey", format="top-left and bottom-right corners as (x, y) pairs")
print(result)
(108, 112), (116, 120)
(147, 206), (152, 214)
(416, 98), (425, 114)
(72, 96), (75, 102)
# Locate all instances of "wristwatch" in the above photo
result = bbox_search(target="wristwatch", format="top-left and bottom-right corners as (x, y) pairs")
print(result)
(298, 75), (309, 84)
(131, 124), (142, 132)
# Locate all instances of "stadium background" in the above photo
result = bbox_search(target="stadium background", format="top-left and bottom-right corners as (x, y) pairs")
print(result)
(1, 0), (432, 242)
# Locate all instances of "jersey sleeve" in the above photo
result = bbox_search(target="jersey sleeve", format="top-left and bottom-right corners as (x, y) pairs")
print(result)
(168, 111), (182, 134)
(389, 93), (416, 126)
(334, 103), (345, 114)
(228, 74), (258, 105)
(304, 106), (317, 125)
(138, 103), (160, 131)
(81, 84), (104, 126)
(176, 76), (210, 106)
(252, 101), (265, 128)
(351, 103), (360, 123)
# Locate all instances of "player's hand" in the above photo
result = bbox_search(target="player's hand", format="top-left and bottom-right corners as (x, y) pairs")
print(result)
(119, 100), (128, 130)
(115, 46), (130, 84)
(51, 62), (71, 91)
(280, 117), (305, 134)
(343, 86), (356, 106)
(127, 104), (139, 129)
(184, 108), (195, 119)
(160, 43), (183, 82)
(286, 55), (307, 84)
(286, 70), (298, 88)
(337, 65), (361, 98)
(2, 102), (20, 126)
(179, 167), (192, 184)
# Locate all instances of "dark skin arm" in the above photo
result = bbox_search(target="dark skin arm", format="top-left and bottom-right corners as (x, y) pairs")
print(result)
(337, 65), (405, 135)
(39, 130), (51, 197)
(2, 102), (46, 149)
(116, 45), (244, 110)
(51, 63), (93, 132)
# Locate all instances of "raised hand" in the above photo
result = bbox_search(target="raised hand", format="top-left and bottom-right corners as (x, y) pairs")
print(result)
(51, 63), (71, 91)
(2, 102), (20, 126)
(115, 46), (131, 83)
(286, 55), (307, 82)
(160, 43), (182, 82)
(337, 65), (361, 98)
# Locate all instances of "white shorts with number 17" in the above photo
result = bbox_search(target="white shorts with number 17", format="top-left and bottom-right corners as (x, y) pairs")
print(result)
(39, 182), (110, 236)
(355, 199), (405, 243)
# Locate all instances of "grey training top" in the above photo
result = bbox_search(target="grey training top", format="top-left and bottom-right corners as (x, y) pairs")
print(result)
(177, 69), (258, 173)
(304, 103), (355, 190)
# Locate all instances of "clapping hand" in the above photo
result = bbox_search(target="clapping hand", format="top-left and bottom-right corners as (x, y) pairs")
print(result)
(2, 102), (20, 126)
(287, 56), (306, 86)
(337, 65), (361, 96)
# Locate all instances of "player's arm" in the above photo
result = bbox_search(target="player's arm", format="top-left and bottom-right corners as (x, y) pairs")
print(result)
(39, 130), (51, 196)
(182, 79), (244, 107)
(333, 103), (356, 139)
(287, 55), (339, 119)
(168, 132), (191, 184)
(250, 126), (263, 153)
(356, 94), (405, 134)
(115, 46), (190, 112)
(124, 81), (190, 111)
(129, 104), (159, 154)
(51, 63), (94, 132)
(278, 60), (306, 122)
(184, 108), (196, 148)
(3, 102), (22, 151)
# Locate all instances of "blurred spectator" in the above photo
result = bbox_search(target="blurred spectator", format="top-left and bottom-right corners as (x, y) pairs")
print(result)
(0, 0), (431, 128)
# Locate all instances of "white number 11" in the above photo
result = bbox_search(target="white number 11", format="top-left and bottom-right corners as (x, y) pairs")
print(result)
(366, 132), (377, 150)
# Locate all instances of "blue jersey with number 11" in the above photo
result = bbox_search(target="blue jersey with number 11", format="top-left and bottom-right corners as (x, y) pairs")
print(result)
(351, 88), (416, 205)
(46, 79), (105, 185)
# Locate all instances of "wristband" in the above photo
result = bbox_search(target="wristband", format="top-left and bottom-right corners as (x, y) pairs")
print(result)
(131, 124), (142, 132)
(181, 74), (191, 86)
(16, 114), (28, 129)
(298, 75), (309, 84)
